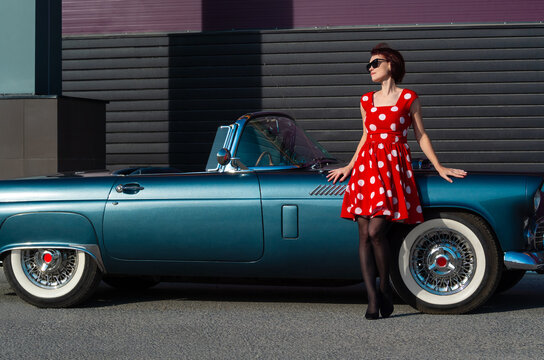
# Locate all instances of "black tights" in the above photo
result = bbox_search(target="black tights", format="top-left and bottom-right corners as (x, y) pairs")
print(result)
(357, 215), (391, 313)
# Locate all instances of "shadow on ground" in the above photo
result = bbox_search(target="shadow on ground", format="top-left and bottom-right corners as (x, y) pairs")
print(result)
(80, 273), (544, 314)
(2, 271), (543, 314)
(84, 281), (367, 308)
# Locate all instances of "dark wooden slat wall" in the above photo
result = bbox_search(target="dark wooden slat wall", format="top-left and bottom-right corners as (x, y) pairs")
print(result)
(62, 24), (544, 172)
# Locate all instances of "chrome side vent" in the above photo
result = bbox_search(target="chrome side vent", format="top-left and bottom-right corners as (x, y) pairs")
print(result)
(310, 184), (347, 196)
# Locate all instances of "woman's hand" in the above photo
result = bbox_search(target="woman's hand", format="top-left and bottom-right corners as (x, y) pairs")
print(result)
(436, 165), (467, 183)
(327, 166), (352, 184)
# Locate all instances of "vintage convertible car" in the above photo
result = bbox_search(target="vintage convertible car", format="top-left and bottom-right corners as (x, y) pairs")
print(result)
(0, 112), (543, 314)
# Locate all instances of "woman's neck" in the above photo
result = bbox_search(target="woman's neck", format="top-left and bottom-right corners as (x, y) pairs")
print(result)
(380, 78), (397, 95)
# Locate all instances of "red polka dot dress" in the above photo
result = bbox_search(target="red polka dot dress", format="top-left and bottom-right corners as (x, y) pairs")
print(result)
(341, 88), (424, 224)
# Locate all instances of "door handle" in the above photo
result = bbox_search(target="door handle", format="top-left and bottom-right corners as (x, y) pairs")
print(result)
(116, 183), (145, 193)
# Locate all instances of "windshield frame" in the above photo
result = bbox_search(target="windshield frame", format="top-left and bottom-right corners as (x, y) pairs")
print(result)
(232, 112), (337, 171)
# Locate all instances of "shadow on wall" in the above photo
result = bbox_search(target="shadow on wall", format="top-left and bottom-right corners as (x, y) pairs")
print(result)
(168, 0), (293, 172)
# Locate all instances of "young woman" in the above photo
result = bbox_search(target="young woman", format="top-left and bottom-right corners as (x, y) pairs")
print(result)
(327, 43), (466, 319)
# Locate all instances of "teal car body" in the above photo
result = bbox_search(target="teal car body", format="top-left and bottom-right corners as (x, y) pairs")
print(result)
(1, 112), (543, 313)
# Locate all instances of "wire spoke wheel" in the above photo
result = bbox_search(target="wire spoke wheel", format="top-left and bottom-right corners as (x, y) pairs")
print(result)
(21, 249), (79, 289)
(410, 228), (476, 295)
(4, 248), (102, 308)
(390, 212), (501, 314)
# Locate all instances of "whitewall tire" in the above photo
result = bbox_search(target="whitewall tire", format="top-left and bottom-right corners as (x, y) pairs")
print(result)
(391, 212), (501, 314)
(3, 248), (102, 308)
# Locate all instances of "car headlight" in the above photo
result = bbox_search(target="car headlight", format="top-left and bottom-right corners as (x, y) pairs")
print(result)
(535, 190), (542, 213)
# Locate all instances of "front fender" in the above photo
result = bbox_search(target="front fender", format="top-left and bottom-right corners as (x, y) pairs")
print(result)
(417, 173), (540, 251)
(0, 212), (105, 271)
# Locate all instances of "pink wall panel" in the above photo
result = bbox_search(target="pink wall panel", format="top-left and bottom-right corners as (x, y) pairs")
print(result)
(62, 0), (543, 35)
(63, 0), (202, 34)
(292, 0), (543, 28)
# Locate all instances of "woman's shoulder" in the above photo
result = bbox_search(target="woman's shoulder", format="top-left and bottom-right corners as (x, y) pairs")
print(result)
(400, 88), (418, 100)
(360, 91), (374, 108)
(399, 88), (419, 109)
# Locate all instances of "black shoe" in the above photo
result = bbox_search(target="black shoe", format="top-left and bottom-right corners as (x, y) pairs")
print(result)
(365, 310), (379, 320)
(380, 292), (394, 318)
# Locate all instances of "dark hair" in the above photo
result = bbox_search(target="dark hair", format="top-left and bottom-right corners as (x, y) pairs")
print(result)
(371, 43), (405, 83)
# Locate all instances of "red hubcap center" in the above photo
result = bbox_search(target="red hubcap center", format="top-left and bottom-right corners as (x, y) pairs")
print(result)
(436, 256), (447, 267)
(43, 253), (53, 263)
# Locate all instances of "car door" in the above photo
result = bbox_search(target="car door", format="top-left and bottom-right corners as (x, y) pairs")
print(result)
(257, 171), (361, 279)
(102, 172), (263, 262)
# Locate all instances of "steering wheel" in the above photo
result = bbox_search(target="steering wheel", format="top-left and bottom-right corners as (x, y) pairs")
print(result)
(255, 151), (274, 166)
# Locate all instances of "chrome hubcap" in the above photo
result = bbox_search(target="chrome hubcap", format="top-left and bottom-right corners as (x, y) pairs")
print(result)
(410, 228), (476, 295)
(21, 249), (79, 289)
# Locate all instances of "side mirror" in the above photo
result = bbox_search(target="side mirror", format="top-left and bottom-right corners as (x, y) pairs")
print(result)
(217, 148), (231, 166)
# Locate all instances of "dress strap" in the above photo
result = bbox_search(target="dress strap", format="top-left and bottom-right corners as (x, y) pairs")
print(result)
(360, 92), (374, 111)
(398, 89), (418, 111)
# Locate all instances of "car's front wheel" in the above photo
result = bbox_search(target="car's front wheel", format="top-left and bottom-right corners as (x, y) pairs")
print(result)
(3, 248), (102, 308)
(390, 212), (502, 314)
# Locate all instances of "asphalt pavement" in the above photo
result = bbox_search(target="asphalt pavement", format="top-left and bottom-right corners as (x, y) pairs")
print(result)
(1, 270), (544, 359)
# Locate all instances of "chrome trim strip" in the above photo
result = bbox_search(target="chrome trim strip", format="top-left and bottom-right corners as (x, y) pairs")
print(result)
(335, 185), (348, 196)
(248, 165), (298, 171)
(324, 185), (336, 196)
(504, 250), (544, 272)
(310, 184), (325, 196)
(309, 184), (346, 197)
(0, 244), (106, 273)
(230, 118), (247, 158)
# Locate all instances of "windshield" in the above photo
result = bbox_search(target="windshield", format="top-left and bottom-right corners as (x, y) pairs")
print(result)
(235, 115), (336, 168)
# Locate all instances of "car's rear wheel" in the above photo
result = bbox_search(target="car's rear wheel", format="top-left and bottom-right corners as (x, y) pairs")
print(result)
(390, 212), (501, 314)
(3, 248), (102, 308)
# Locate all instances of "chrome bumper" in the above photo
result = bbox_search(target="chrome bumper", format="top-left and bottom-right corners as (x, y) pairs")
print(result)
(504, 251), (544, 273)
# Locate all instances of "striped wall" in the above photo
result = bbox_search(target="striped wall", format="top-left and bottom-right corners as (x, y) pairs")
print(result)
(62, 0), (543, 34)
(62, 23), (544, 172)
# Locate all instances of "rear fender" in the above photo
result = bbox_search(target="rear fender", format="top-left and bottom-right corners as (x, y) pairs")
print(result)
(0, 212), (105, 272)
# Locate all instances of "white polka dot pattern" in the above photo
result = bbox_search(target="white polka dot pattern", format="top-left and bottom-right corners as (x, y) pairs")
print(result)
(342, 89), (423, 224)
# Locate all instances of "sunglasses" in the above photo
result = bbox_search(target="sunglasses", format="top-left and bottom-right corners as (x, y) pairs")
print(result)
(366, 58), (388, 73)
